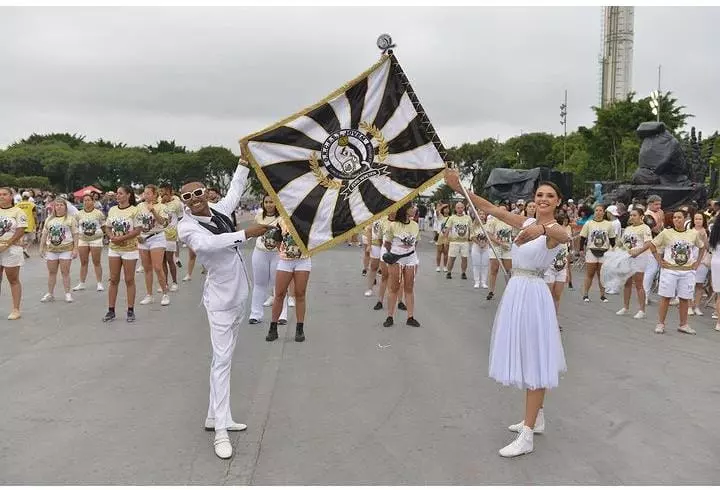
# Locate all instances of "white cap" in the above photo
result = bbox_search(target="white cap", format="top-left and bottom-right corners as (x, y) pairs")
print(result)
(568, 199), (574, 203)
(607, 205), (620, 216)
(516, 199), (526, 205)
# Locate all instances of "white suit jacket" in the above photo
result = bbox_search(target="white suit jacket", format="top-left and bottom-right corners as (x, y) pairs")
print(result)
(178, 165), (251, 313)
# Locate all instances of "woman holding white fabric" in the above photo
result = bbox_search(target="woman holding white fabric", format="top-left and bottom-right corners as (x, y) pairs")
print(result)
(445, 170), (569, 459)
(249, 195), (288, 325)
(615, 208), (652, 319)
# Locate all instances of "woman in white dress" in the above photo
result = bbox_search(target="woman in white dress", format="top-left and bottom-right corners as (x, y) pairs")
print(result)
(445, 170), (570, 458)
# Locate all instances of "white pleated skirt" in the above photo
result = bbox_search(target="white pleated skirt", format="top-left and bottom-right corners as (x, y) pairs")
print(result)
(489, 275), (567, 390)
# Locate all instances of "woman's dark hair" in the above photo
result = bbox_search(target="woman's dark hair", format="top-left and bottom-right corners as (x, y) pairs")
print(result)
(440, 205), (450, 217)
(710, 217), (720, 250)
(593, 203), (609, 221)
(118, 185), (137, 206)
(693, 212), (708, 234)
(261, 194), (277, 219)
(555, 209), (569, 225)
(395, 202), (412, 224)
(536, 181), (563, 201)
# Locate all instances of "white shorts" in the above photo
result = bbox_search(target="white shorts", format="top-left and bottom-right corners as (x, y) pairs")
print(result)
(370, 245), (382, 260)
(165, 240), (177, 253)
(585, 249), (608, 264)
(0, 245), (24, 267)
(45, 250), (73, 261)
(658, 269), (695, 300)
(277, 257), (311, 273)
(395, 252), (419, 267)
(695, 264), (709, 284)
(108, 249), (140, 261)
(137, 233), (167, 251)
(448, 241), (470, 258)
(631, 254), (649, 274)
(544, 266), (567, 284)
(78, 238), (104, 248)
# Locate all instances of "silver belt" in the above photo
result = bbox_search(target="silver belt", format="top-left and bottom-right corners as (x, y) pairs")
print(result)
(511, 268), (545, 278)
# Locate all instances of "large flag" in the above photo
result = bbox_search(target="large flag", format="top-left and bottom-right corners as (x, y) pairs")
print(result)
(240, 53), (447, 256)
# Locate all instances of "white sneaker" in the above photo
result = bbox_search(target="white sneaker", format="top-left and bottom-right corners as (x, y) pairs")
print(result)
(139, 295), (154, 305)
(364, 289), (373, 297)
(499, 426), (534, 458)
(443, 267), (448, 272)
(616, 307), (629, 316)
(204, 418), (248, 432)
(715, 323), (720, 332)
(40, 293), (54, 303)
(136, 266), (144, 274)
(713, 312), (719, 320)
(169, 283), (179, 292)
(288, 296), (296, 308)
(157, 287), (163, 294)
(474, 282), (480, 289)
(508, 409), (544, 434)
(633, 310), (647, 319)
(65, 293), (73, 303)
(182, 274), (191, 282)
(72, 282), (86, 291)
(435, 266), (441, 272)
(482, 283), (489, 289)
(669, 297), (680, 306)
(214, 435), (232, 459)
(96, 283), (104, 292)
(263, 296), (274, 307)
(160, 294), (170, 306)
(694, 307), (704, 316)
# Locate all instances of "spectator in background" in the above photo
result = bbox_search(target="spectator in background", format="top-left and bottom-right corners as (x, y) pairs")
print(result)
(16, 192), (36, 258)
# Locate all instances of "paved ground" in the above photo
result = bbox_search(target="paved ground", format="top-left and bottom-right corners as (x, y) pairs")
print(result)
(2, 227), (720, 484)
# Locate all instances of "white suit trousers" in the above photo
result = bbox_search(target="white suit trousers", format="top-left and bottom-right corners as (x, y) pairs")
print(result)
(250, 248), (287, 321)
(471, 244), (489, 286)
(643, 255), (659, 295)
(206, 308), (242, 430)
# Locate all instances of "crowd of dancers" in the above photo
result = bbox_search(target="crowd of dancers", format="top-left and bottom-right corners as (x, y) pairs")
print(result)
(2, 159), (718, 461)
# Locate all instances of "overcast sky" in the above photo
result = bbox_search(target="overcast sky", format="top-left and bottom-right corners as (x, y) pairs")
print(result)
(2, 6), (719, 152)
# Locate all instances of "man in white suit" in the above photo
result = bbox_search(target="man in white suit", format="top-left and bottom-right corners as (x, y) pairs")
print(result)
(178, 158), (269, 460)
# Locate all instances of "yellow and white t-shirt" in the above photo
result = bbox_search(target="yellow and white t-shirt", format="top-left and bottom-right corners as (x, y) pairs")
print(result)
(44, 215), (77, 252)
(371, 216), (389, 246)
(652, 228), (704, 270)
(0, 206), (28, 245)
(163, 196), (184, 241)
(580, 219), (616, 252)
(486, 218), (515, 251)
(444, 214), (473, 242)
(107, 205), (139, 252)
(134, 202), (169, 238)
(255, 213), (281, 251)
(470, 221), (488, 248)
(621, 223), (652, 257)
(383, 220), (420, 255)
(76, 208), (106, 242)
(278, 219), (307, 260)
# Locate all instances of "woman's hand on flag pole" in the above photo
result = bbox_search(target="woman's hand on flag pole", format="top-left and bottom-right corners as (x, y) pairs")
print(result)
(444, 169), (463, 194)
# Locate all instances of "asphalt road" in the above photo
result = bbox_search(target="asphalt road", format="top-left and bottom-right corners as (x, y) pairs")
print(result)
(1, 229), (719, 484)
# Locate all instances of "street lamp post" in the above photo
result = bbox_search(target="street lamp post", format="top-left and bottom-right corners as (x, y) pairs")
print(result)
(560, 90), (568, 166)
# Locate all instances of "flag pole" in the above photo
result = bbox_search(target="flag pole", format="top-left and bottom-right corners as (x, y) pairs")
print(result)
(377, 35), (510, 280)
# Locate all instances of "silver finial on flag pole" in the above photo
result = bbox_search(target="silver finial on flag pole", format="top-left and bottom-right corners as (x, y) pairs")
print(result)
(376, 34), (396, 54)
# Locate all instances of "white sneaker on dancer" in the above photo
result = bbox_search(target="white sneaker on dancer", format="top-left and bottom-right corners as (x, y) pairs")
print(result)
(616, 307), (629, 316)
(508, 409), (544, 434)
(435, 266), (441, 272)
(364, 289), (373, 297)
(65, 293), (74, 303)
(694, 307), (704, 316)
(161, 294), (171, 306)
(72, 282), (86, 291)
(633, 310), (646, 319)
(136, 265), (144, 274)
(263, 296), (274, 307)
(96, 283), (104, 292)
(214, 431), (232, 460)
(169, 283), (179, 292)
(204, 418), (248, 432)
(140, 295), (154, 305)
(288, 296), (296, 308)
(499, 426), (534, 457)
(40, 293), (54, 303)
(182, 274), (191, 282)
(474, 282), (480, 289)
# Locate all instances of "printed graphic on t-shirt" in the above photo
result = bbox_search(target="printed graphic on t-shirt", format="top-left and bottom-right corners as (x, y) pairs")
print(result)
(589, 229), (608, 249)
(283, 233), (302, 259)
(109, 218), (131, 237)
(496, 227), (513, 244)
(399, 233), (417, 248)
(0, 217), (13, 236)
(138, 213), (155, 232)
(454, 223), (468, 238)
(80, 220), (99, 237)
(670, 241), (692, 266)
(552, 248), (568, 271)
(48, 223), (67, 246)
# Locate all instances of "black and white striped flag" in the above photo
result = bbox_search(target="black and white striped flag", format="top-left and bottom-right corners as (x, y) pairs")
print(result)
(241, 53), (447, 256)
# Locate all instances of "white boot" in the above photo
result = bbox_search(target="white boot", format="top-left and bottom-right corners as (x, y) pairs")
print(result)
(508, 408), (545, 434)
(499, 425), (534, 458)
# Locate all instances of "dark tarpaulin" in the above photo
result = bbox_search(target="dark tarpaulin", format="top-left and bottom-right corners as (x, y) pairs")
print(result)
(484, 167), (573, 203)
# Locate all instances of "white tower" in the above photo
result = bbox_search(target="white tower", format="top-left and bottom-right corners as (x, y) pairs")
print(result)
(600, 6), (634, 107)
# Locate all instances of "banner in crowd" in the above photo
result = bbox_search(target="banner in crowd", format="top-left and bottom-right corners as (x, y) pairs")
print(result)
(241, 53), (447, 256)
